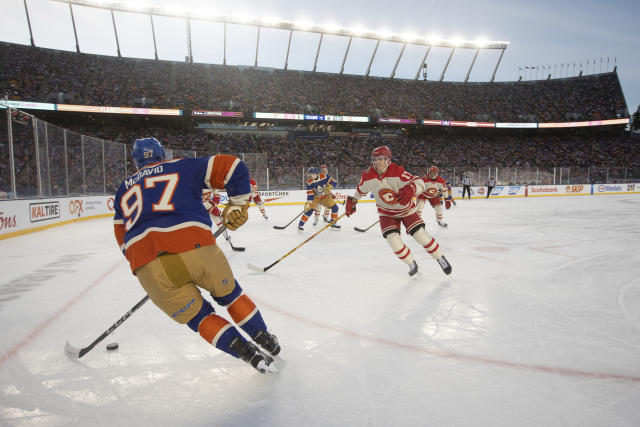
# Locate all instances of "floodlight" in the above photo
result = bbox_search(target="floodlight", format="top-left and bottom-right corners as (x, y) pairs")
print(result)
(164, 4), (186, 15)
(261, 16), (280, 27)
(123, 1), (149, 12)
(377, 28), (393, 39)
(350, 25), (366, 37)
(194, 8), (216, 20)
(426, 34), (441, 44)
(294, 19), (313, 30)
(450, 36), (465, 47)
(402, 32), (418, 42)
(322, 22), (340, 33)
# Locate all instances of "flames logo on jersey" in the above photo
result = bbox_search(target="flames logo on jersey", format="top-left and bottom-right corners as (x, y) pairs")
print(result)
(423, 187), (440, 199)
(378, 188), (398, 204)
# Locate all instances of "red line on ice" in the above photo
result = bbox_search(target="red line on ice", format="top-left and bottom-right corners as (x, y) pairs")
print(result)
(258, 300), (640, 384)
(0, 261), (120, 368)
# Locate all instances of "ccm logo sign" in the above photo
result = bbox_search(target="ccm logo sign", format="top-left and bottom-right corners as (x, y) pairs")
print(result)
(30, 201), (60, 222)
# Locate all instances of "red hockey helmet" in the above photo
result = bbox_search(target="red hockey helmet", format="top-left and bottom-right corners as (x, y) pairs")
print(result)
(372, 146), (391, 173)
(320, 164), (328, 173)
(428, 165), (439, 179)
(372, 146), (391, 159)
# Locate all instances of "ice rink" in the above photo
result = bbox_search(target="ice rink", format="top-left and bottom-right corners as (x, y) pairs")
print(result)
(1, 194), (639, 427)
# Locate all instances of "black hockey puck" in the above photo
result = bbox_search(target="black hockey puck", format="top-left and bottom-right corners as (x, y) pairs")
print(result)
(106, 343), (119, 351)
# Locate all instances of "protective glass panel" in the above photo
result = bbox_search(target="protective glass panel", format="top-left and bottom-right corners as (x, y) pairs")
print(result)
(46, 123), (68, 196)
(82, 136), (105, 194)
(0, 109), (10, 198)
(12, 114), (38, 198)
(66, 131), (84, 195)
(105, 141), (126, 194)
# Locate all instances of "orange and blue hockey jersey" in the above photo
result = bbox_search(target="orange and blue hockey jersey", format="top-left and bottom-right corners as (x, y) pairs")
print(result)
(306, 174), (334, 201)
(113, 154), (250, 273)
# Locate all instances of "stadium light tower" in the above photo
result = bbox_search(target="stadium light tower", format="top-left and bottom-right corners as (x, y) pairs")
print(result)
(52, 0), (509, 81)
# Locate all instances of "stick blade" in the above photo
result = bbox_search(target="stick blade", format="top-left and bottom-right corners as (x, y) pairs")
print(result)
(247, 263), (266, 272)
(272, 225), (287, 230)
(64, 341), (83, 359)
(353, 227), (367, 232)
(232, 246), (246, 252)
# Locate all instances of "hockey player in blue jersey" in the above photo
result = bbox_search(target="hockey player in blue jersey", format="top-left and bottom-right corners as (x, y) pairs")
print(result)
(113, 137), (280, 373)
(298, 167), (340, 231)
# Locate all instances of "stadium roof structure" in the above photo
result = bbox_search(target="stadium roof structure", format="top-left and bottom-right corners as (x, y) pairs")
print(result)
(41, 0), (509, 82)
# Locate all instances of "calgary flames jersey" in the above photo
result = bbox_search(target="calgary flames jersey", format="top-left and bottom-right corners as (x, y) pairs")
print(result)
(417, 175), (448, 200)
(249, 178), (259, 198)
(353, 163), (425, 218)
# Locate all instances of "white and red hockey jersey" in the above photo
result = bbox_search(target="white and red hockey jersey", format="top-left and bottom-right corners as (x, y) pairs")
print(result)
(417, 175), (448, 201)
(249, 178), (259, 198)
(353, 163), (425, 218)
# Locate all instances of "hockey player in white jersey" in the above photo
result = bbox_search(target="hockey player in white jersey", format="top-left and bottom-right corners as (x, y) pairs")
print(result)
(344, 146), (452, 276)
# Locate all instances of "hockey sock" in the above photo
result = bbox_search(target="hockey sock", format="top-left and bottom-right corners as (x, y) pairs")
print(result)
(258, 203), (266, 215)
(412, 227), (443, 259)
(186, 299), (245, 357)
(433, 205), (444, 222)
(385, 232), (415, 265)
(212, 280), (268, 341)
(299, 208), (315, 227)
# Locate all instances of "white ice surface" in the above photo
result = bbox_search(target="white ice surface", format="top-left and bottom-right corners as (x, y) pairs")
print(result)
(1, 195), (639, 426)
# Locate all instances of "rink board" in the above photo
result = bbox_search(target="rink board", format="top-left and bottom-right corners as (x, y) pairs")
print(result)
(1, 183), (639, 239)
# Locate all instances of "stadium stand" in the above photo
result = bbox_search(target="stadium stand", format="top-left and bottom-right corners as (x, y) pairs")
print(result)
(1, 41), (637, 196)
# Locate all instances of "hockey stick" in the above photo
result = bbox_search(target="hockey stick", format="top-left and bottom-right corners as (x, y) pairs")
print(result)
(354, 219), (380, 233)
(248, 213), (346, 273)
(224, 229), (245, 252)
(65, 226), (227, 359)
(273, 210), (304, 230)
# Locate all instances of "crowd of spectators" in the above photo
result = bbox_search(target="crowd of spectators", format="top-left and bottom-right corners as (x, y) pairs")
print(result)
(4, 118), (637, 197)
(1, 42), (629, 122)
(1, 41), (636, 197)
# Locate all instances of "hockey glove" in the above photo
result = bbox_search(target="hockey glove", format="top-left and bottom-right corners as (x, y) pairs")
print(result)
(444, 199), (451, 209)
(345, 196), (357, 217)
(397, 183), (416, 205)
(222, 201), (249, 230)
(210, 206), (222, 218)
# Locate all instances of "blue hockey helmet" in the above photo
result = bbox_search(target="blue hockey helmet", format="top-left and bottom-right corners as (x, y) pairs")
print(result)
(132, 137), (165, 168)
(308, 167), (319, 175)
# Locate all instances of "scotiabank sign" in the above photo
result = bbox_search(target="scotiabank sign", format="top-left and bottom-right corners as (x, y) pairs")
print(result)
(529, 186), (558, 193)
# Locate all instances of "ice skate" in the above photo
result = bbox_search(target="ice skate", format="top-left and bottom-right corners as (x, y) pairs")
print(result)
(437, 256), (452, 275)
(298, 225), (304, 232)
(229, 337), (277, 373)
(437, 221), (448, 228)
(253, 329), (281, 356)
(330, 223), (341, 230)
(408, 261), (418, 276)
(313, 217), (319, 226)
(262, 214), (269, 220)
(323, 216), (331, 223)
